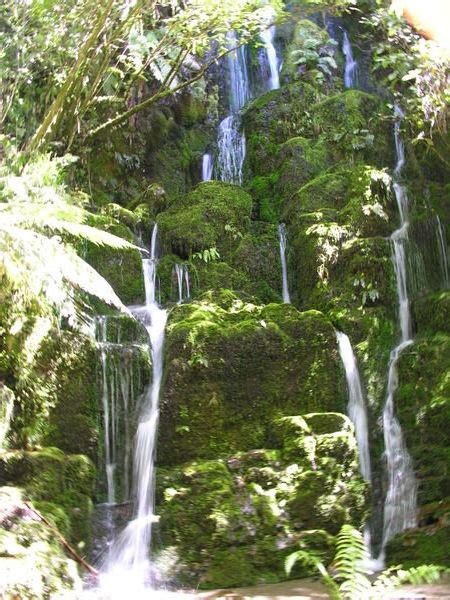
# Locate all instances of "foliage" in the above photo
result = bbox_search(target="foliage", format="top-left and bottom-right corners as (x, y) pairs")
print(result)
(361, 7), (449, 141)
(192, 247), (221, 264)
(0, 154), (133, 385)
(285, 524), (448, 600)
(0, 0), (285, 154)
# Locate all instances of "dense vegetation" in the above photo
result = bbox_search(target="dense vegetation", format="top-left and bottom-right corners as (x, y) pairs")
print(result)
(0, 0), (449, 597)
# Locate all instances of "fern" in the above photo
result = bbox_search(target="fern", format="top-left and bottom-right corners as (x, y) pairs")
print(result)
(334, 525), (371, 599)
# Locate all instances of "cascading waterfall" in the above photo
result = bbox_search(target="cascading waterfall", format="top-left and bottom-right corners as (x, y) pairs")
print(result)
(216, 31), (251, 185)
(174, 263), (190, 304)
(336, 332), (371, 483)
(98, 223), (168, 596)
(259, 12), (280, 91)
(377, 105), (417, 564)
(96, 318), (139, 507)
(217, 116), (246, 184)
(342, 28), (358, 89)
(201, 153), (213, 181)
(278, 223), (291, 304)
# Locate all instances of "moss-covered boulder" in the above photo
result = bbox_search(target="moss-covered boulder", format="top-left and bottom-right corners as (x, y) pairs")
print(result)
(0, 486), (82, 599)
(157, 181), (253, 259)
(0, 449), (95, 548)
(158, 292), (346, 465)
(155, 412), (367, 588)
(83, 215), (144, 305)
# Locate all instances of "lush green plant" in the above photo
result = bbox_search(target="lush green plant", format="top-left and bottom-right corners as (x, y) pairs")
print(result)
(192, 247), (221, 264)
(285, 524), (448, 600)
(1, 0), (285, 155)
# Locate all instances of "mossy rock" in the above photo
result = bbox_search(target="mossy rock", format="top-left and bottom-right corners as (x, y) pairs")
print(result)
(157, 181), (252, 259)
(155, 411), (366, 588)
(0, 486), (82, 598)
(83, 215), (144, 305)
(413, 291), (450, 335)
(396, 333), (450, 505)
(159, 293), (345, 465)
(281, 19), (337, 83)
(386, 522), (450, 568)
(275, 136), (330, 200)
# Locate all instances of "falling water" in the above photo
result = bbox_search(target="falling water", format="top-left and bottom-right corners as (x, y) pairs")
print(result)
(174, 263), (190, 304)
(260, 17), (280, 91)
(342, 28), (358, 89)
(201, 153), (213, 181)
(216, 31), (251, 184)
(99, 223), (168, 596)
(217, 116), (246, 184)
(336, 332), (371, 483)
(226, 31), (251, 113)
(436, 216), (449, 288)
(377, 106), (417, 564)
(96, 318), (139, 506)
(278, 223), (291, 304)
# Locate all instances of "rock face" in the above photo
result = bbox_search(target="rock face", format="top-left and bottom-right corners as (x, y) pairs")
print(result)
(0, 3), (449, 596)
(155, 412), (367, 588)
(0, 486), (83, 599)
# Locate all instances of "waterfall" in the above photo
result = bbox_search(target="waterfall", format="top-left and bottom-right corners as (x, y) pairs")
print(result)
(436, 215), (449, 288)
(342, 28), (358, 89)
(99, 223), (168, 595)
(96, 317), (138, 507)
(336, 332), (371, 483)
(216, 31), (251, 184)
(260, 16), (280, 91)
(227, 31), (251, 113)
(174, 263), (190, 304)
(201, 153), (213, 181)
(377, 105), (417, 564)
(278, 223), (291, 304)
(217, 115), (246, 184)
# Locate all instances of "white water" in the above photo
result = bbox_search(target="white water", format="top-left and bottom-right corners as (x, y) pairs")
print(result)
(278, 223), (291, 304)
(97, 318), (137, 506)
(342, 29), (358, 89)
(377, 106), (417, 565)
(201, 153), (213, 181)
(98, 223), (168, 596)
(260, 18), (280, 91)
(217, 115), (246, 184)
(174, 263), (190, 304)
(216, 31), (251, 184)
(336, 332), (371, 483)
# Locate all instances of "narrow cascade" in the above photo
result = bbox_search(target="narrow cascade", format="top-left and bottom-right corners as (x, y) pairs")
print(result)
(341, 28), (358, 89)
(217, 115), (246, 184)
(260, 13), (280, 91)
(216, 31), (251, 184)
(201, 153), (213, 181)
(99, 223), (168, 596)
(174, 263), (190, 304)
(336, 332), (371, 483)
(436, 215), (449, 288)
(278, 223), (291, 304)
(377, 106), (417, 564)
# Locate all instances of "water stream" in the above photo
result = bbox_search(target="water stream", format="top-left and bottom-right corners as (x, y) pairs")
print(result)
(342, 28), (358, 89)
(376, 106), (417, 565)
(260, 16), (280, 91)
(336, 332), (371, 483)
(98, 224), (168, 596)
(174, 263), (190, 304)
(201, 153), (213, 181)
(278, 223), (291, 304)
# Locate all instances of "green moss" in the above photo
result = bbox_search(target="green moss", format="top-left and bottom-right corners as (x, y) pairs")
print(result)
(82, 216), (144, 305)
(386, 523), (450, 568)
(159, 294), (345, 465)
(157, 181), (252, 259)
